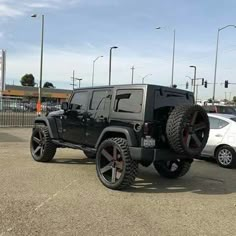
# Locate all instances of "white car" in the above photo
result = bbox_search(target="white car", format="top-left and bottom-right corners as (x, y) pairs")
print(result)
(201, 113), (236, 168)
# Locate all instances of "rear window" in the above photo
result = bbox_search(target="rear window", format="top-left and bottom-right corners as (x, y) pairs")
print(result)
(217, 106), (235, 114)
(114, 89), (143, 113)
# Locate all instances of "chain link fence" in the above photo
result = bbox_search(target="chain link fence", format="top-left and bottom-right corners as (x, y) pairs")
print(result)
(0, 99), (61, 127)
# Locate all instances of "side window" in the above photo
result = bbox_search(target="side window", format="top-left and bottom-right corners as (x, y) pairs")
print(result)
(209, 117), (228, 129)
(90, 90), (111, 111)
(218, 119), (229, 128)
(70, 92), (88, 111)
(114, 89), (143, 113)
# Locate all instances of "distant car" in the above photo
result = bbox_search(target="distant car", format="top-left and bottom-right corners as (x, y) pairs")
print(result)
(201, 113), (236, 168)
(54, 104), (61, 110)
(25, 103), (37, 112)
(203, 105), (236, 115)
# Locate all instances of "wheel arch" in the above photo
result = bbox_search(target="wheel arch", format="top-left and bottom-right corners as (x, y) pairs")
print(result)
(34, 117), (59, 139)
(95, 126), (138, 149)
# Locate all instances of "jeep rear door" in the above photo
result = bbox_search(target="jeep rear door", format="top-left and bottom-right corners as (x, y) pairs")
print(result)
(86, 89), (112, 147)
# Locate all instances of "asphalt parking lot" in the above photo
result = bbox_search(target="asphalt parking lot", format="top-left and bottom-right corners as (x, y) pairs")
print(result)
(0, 128), (235, 236)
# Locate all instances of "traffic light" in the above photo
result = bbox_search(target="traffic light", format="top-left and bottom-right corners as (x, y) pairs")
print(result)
(202, 78), (204, 85)
(186, 82), (189, 89)
(204, 81), (207, 88)
(225, 80), (229, 88)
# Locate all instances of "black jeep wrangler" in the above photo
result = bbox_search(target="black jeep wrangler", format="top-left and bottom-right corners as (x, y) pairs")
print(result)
(30, 84), (209, 190)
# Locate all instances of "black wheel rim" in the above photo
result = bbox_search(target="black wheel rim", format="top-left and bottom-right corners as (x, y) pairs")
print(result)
(98, 144), (124, 184)
(31, 129), (45, 158)
(183, 111), (208, 151)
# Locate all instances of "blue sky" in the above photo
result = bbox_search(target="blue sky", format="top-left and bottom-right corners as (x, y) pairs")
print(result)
(0, 0), (236, 100)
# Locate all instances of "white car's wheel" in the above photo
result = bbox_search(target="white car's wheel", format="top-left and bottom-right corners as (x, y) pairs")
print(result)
(215, 145), (236, 168)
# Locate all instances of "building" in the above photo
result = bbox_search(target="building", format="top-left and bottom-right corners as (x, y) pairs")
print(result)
(2, 85), (72, 103)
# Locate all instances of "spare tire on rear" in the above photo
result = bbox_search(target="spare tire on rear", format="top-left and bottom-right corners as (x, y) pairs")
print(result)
(166, 105), (209, 156)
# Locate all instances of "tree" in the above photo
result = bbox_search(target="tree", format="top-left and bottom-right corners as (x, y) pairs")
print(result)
(233, 96), (236, 103)
(43, 82), (55, 88)
(20, 74), (35, 86)
(207, 98), (213, 103)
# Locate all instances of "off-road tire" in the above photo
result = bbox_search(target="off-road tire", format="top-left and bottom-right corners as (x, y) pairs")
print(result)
(166, 105), (209, 156)
(154, 159), (192, 179)
(215, 145), (236, 169)
(30, 126), (57, 162)
(96, 138), (138, 190)
(83, 151), (96, 159)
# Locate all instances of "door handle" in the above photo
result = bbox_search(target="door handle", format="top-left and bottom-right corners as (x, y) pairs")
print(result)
(60, 115), (66, 120)
(215, 134), (223, 137)
(98, 116), (104, 120)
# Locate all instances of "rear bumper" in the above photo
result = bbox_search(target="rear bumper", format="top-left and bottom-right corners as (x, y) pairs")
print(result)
(129, 147), (193, 166)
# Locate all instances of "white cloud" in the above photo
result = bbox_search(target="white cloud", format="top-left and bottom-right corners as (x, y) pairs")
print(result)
(0, 4), (24, 17)
(0, 0), (80, 19)
(24, 3), (54, 9)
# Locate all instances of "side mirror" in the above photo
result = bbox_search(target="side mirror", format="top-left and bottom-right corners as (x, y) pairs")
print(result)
(61, 102), (68, 111)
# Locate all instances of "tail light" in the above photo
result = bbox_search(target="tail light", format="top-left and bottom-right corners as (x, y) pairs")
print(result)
(143, 122), (150, 135)
(142, 122), (155, 148)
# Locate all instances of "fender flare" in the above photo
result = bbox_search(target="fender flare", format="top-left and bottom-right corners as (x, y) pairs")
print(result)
(34, 117), (59, 139)
(95, 126), (138, 149)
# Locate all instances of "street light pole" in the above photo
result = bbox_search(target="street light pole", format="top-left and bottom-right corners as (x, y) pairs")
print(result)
(142, 74), (152, 84)
(31, 14), (44, 115)
(108, 46), (118, 86)
(171, 29), (176, 87)
(92, 56), (103, 87)
(190, 65), (196, 102)
(156, 27), (176, 87)
(131, 66), (135, 84)
(212, 25), (236, 105)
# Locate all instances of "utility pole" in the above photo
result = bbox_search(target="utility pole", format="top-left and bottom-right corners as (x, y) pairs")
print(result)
(71, 70), (76, 90)
(185, 76), (193, 91)
(131, 66), (135, 84)
(190, 65), (197, 102)
(70, 70), (81, 89)
(78, 78), (82, 88)
(196, 84), (200, 103)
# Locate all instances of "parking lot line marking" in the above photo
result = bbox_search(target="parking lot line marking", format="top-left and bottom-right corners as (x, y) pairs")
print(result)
(0, 179), (77, 235)
(34, 179), (77, 211)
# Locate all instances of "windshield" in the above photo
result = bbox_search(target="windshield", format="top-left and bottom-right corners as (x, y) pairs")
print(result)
(230, 117), (236, 122)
